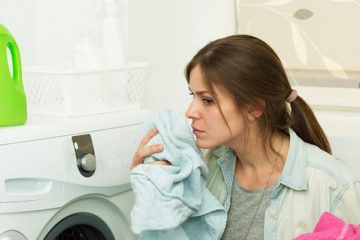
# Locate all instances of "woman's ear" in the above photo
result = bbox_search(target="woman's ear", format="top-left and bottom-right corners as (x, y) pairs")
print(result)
(246, 99), (265, 121)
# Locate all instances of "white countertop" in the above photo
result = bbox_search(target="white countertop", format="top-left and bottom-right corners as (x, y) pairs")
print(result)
(0, 109), (149, 145)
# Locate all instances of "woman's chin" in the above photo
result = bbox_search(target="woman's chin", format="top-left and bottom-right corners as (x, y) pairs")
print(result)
(195, 139), (215, 149)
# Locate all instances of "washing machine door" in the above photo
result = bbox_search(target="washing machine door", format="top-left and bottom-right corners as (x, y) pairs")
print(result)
(37, 191), (138, 240)
(44, 213), (114, 240)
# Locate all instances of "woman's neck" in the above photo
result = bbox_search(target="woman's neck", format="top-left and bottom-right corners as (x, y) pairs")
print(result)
(230, 131), (289, 190)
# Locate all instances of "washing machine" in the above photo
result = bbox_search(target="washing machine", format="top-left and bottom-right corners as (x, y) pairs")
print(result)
(0, 109), (149, 240)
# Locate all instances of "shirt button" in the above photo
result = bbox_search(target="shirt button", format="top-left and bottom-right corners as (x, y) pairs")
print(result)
(269, 210), (277, 219)
(330, 183), (337, 190)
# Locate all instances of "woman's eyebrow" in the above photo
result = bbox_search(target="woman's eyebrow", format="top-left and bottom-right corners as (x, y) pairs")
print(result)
(188, 87), (210, 95)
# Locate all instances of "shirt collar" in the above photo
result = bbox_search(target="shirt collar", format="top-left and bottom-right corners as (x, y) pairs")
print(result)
(211, 129), (308, 191)
(213, 145), (237, 196)
(211, 145), (235, 174)
(212, 145), (229, 158)
(279, 129), (307, 191)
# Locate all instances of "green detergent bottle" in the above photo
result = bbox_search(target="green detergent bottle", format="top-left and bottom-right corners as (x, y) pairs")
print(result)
(0, 23), (27, 126)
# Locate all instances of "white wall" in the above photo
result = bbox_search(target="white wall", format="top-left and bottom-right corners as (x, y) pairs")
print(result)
(0, 0), (37, 66)
(129, 0), (236, 111)
(0, 0), (236, 112)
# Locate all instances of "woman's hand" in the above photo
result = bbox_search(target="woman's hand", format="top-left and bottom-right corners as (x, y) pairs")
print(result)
(130, 128), (170, 170)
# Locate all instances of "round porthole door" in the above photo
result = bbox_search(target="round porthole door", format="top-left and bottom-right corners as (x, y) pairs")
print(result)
(44, 213), (114, 240)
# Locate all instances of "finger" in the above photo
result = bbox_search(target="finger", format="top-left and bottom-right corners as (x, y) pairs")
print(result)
(139, 144), (163, 159)
(140, 128), (158, 146)
(145, 160), (171, 166)
(131, 144), (163, 169)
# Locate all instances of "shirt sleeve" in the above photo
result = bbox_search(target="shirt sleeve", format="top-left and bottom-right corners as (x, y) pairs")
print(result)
(333, 180), (360, 224)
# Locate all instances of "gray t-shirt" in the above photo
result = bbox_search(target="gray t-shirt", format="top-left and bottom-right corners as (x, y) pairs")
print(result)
(221, 180), (274, 240)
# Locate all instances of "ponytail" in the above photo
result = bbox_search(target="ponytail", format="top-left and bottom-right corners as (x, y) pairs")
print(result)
(290, 96), (332, 154)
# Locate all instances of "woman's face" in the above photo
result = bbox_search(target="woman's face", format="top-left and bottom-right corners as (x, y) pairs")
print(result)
(185, 65), (248, 149)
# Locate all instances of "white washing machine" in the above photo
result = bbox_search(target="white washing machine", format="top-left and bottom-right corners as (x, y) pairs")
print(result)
(0, 109), (149, 240)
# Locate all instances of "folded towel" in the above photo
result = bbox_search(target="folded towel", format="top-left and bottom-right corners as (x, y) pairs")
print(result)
(130, 110), (226, 240)
(295, 211), (360, 240)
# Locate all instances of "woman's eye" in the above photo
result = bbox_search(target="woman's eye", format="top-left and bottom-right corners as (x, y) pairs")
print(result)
(188, 92), (194, 97)
(202, 98), (214, 105)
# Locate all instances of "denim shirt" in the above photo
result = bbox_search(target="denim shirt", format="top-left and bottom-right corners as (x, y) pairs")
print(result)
(204, 129), (360, 239)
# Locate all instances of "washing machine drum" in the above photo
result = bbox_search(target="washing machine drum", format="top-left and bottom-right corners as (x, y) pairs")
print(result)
(44, 213), (114, 240)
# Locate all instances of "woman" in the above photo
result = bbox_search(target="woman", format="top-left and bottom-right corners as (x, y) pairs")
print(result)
(131, 35), (360, 239)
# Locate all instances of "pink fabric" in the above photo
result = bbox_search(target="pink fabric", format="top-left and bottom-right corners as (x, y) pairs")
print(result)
(294, 212), (360, 240)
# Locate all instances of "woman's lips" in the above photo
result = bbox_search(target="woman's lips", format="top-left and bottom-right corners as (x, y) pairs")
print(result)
(192, 126), (205, 135)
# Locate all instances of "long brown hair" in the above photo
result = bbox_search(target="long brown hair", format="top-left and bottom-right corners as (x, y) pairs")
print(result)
(185, 34), (331, 154)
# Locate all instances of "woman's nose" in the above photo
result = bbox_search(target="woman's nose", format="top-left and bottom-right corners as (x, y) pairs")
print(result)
(185, 101), (200, 119)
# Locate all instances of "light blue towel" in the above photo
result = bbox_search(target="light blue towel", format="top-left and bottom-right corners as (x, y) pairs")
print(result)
(130, 110), (226, 240)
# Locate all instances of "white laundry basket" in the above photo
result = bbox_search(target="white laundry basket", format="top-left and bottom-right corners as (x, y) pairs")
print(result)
(23, 62), (148, 116)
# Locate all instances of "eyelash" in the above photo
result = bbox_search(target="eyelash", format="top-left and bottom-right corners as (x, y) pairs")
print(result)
(188, 92), (214, 105)
(202, 98), (214, 105)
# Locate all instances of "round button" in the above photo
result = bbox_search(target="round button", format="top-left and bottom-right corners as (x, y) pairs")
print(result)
(269, 210), (277, 219)
(80, 153), (96, 172)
